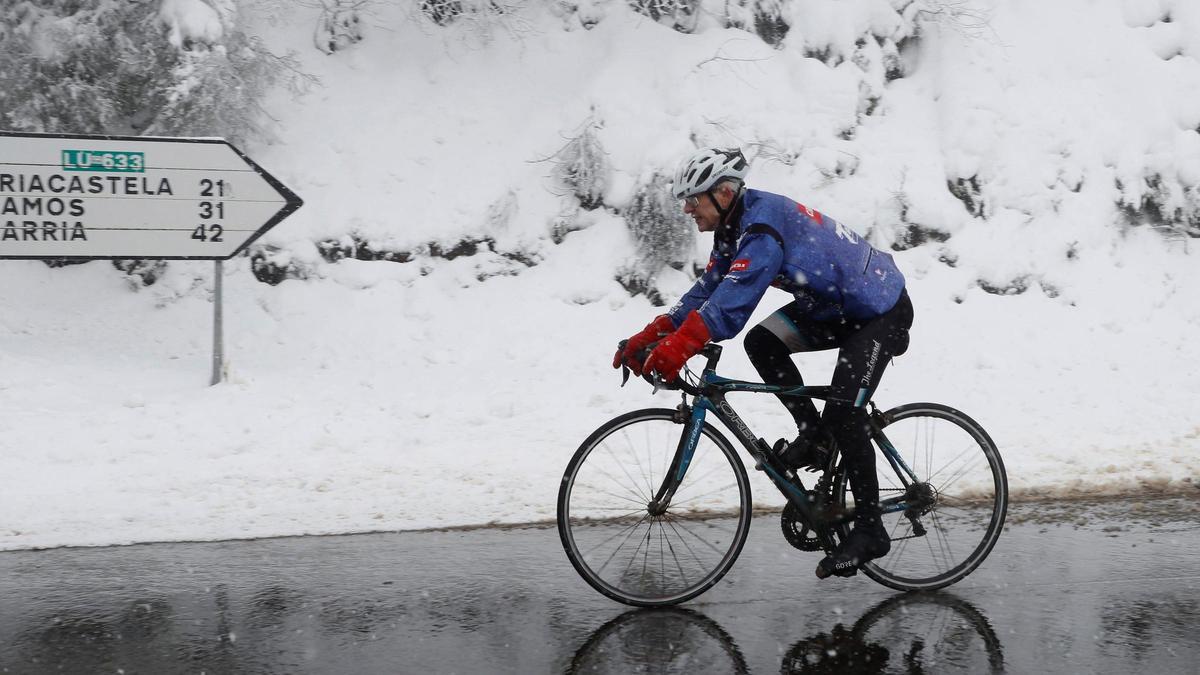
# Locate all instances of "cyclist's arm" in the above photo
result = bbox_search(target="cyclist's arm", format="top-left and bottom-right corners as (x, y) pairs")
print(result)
(695, 230), (784, 342)
(666, 248), (731, 327)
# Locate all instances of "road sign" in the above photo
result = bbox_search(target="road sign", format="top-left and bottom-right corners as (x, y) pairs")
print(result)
(0, 131), (303, 260)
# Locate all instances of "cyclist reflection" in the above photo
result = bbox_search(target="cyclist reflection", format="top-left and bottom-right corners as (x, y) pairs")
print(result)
(783, 592), (1005, 674)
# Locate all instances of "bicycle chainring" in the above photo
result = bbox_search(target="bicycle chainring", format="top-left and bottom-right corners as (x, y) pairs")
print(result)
(780, 501), (825, 552)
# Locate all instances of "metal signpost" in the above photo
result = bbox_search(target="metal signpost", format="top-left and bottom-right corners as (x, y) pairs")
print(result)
(0, 131), (303, 384)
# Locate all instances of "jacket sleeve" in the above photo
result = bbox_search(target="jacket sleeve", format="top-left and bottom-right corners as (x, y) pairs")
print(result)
(667, 248), (730, 327)
(695, 231), (784, 341)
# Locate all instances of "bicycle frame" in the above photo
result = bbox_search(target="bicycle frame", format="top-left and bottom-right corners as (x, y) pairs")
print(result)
(649, 344), (925, 542)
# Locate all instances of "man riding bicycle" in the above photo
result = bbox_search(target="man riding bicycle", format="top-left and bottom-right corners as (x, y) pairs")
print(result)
(613, 147), (914, 578)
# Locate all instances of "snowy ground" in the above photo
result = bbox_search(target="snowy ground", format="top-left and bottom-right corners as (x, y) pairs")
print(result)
(0, 0), (1197, 550)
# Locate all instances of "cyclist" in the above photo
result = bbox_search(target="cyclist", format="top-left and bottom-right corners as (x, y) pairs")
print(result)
(612, 147), (914, 579)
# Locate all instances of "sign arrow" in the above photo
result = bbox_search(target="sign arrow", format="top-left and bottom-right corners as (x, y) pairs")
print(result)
(0, 131), (303, 260)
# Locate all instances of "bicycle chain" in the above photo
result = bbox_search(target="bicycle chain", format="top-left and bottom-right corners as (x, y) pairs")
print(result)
(781, 486), (935, 547)
(780, 475), (837, 552)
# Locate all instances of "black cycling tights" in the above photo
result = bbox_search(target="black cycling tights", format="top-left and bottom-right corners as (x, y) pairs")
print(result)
(743, 291), (913, 519)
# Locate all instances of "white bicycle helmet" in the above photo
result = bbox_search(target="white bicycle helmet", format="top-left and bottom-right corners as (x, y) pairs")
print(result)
(671, 147), (750, 199)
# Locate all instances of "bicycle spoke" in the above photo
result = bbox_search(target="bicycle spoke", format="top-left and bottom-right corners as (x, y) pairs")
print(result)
(660, 514), (709, 574)
(911, 422), (919, 482)
(618, 516), (655, 584)
(662, 516), (672, 586)
(878, 463), (904, 492)
(644, 423), (658, 500)
(928, 418), (936, 479)
(926, 441), (981, 484)
(660, 517), (694, 588)
(923, 523), (944, 572)
(579, 516), (651, 562)
(572, 482), (648, 510)
(662, 513), (733, 558)
(592, 513), (651, 574)
(617, 429), (656, 501)
(670, 481), (741, 509)
(570, 505), (647, 517)
(595, 444), (652, 502)
(936, 454), (986, 496)
(888, 519), (914, 567)
(930, 509), (956, 571)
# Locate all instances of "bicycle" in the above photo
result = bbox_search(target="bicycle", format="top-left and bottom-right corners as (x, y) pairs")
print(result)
(557, 343), (1008, 606)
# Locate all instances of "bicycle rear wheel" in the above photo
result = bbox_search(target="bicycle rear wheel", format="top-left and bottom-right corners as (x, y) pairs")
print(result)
(835, 403), (1008, 591)
(557, 408), (752, 607)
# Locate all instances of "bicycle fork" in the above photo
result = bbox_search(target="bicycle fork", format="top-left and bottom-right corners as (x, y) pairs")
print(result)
(647, 402), (707, 515)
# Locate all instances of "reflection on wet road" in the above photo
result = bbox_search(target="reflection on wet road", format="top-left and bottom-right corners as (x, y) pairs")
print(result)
(0, 497), (1196, 673)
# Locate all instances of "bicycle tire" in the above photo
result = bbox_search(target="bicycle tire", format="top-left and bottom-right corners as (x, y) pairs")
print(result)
(557, 408), (752, 607)
(834, 403), (1008, 591)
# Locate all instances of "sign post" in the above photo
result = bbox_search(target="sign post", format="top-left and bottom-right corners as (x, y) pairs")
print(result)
(0, 131), (303, 383)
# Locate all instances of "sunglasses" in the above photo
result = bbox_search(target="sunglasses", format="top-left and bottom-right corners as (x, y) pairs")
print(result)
(682, 194), (702, 208)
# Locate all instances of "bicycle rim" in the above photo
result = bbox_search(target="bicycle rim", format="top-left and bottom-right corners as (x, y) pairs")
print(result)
(557, 409), (752, 606)
(837, 403), (1008, 591)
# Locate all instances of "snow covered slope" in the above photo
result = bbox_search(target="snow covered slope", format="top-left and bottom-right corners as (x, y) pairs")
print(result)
(0, 0), (1196, 550)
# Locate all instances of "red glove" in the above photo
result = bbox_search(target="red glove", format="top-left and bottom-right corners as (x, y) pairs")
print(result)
(644, 311), (711, 383)
(614, 314), (676, 375)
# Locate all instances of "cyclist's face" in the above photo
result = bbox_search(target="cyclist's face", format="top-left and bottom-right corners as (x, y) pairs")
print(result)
(682, 185), (733, 233)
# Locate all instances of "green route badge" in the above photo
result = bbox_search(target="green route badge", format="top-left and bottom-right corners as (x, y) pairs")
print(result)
(62, 149), (145, 173)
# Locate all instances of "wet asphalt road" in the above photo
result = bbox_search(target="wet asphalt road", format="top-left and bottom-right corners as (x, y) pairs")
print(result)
(0, 496), (1196, 674)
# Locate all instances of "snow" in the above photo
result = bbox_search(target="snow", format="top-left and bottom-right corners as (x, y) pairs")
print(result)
(0, 0), (1197, 550)
(159, 0), (226, 48)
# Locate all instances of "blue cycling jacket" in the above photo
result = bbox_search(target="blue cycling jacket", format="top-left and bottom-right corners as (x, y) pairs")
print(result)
(666, 189), (905, 341)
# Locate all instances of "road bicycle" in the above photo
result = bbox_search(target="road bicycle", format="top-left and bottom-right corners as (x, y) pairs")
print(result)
(557, 343), (1007, 606)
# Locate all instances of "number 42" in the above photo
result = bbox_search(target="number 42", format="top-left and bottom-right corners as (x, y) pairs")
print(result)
(192, 224), (225, 242)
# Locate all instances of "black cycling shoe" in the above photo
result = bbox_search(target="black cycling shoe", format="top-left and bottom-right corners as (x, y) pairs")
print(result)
(773, 434), (833, 472)
(815, 519), (891, 579)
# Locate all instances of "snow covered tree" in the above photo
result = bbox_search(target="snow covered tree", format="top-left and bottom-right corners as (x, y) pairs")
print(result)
(724, 0), (790, 47)
(1118, 174), (1200, 240)
(419, 0), (464, 26)
(618, 172), (696, 303)
(628, 0), (699, 33)
(0, 0), (290, 146)
(415, 0), (533, 42)
(551, 116), (610, 211)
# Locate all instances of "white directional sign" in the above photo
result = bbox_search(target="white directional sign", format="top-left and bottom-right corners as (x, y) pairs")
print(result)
(0, 131), (302, 260)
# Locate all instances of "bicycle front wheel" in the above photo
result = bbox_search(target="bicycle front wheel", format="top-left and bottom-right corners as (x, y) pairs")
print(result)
(836, 403), (1008, 591)
(557, 408), (752, 607)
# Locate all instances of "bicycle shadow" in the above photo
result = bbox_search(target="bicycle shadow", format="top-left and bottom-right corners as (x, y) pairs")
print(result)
(565, 591), (1004, 675)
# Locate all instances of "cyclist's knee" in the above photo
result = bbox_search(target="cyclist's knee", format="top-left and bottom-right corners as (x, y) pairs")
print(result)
(744, 324), (787, 366)
(743, 324), (773, 352)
